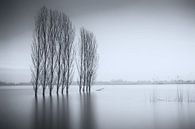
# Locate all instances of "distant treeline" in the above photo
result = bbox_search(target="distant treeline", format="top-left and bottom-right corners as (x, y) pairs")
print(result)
(31, 6), (98, 96)
(0, 81), (30, 86)
(96, 80), (195, 85)
(1, 80), (195, 86)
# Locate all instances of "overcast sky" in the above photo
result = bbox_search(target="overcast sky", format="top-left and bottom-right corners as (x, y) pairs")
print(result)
(0, 0), (195, 82)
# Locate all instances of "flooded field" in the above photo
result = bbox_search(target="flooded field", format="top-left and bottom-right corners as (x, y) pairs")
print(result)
(0, 84), (195, 129)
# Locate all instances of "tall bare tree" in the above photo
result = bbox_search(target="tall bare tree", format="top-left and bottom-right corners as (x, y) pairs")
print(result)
(38, 6), (49, 96)
(87, 33), (97, 92)
(31, 20), (42, 96)
(77, 28), (85, 92)
(47, 10), (58, 95)
(32, 6), (77, 95)
(55, 12), (63, 94)
(61, 14), (75, 94)
(77, 28), (98, 92)
(31, 6), (49, 96)
(60, 13), (67, 94)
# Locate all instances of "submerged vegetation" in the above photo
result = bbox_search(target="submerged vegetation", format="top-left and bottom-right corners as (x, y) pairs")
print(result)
(31, 6), (98, 96)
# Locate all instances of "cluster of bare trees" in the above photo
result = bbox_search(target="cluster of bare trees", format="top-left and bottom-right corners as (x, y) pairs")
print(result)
(31, 7), (75, 96)
(31, 7), (98, 96)
(77, 28), (98, 92)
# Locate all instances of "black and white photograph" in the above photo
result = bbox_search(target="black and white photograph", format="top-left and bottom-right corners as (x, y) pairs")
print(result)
(1, 0), (195, 129)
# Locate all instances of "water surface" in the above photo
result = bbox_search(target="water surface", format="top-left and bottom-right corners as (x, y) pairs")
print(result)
(0, 85), (195, 129)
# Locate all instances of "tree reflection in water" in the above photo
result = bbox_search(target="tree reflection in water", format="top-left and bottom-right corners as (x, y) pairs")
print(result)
(32, 92), (96, 129)
(80, 92), (96, 129)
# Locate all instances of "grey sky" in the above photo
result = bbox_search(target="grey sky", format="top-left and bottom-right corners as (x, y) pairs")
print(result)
(0, 0), (195, 82)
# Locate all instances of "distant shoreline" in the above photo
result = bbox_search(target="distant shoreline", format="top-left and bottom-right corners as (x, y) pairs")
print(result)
(1, 80), (195, 86)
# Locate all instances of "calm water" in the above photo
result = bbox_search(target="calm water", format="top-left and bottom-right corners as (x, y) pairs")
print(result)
(0, 85), (195, 129)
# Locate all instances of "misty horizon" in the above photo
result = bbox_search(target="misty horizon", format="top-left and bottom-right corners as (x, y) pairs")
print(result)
(1, 0), (195, 82)
(0, 67), (195, 83)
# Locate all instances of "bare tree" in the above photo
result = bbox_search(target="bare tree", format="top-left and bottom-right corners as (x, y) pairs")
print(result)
(61, 14), (75, 94)
(31, 22), (42, 96)
(60, 14), (68, 94)
(77, 28), (85, 92)
(47, 10), (58, 96)
(31, 7), (49, 96)
(87, 33), (97, 92)
(56, 12), (63, 94)
(32, 6), (76, 95)
(38, 6), (49, 96)
(77, 28), (98, 92)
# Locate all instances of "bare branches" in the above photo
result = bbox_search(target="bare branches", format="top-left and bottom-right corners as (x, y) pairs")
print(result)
(31, 7), (47, 96)
(37, 6), (50, 96)
(31, 6), (98, 95)
(77, 28), (98, 92)
(61, 14), (75, 94)
(47, 10), (58, 95)
(55, 12), (63, 95)
(31, 6), (76, 95)
(59, 13), (75, 94)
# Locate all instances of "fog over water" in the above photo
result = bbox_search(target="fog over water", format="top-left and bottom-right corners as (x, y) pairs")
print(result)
(0, 0), (195, 82)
